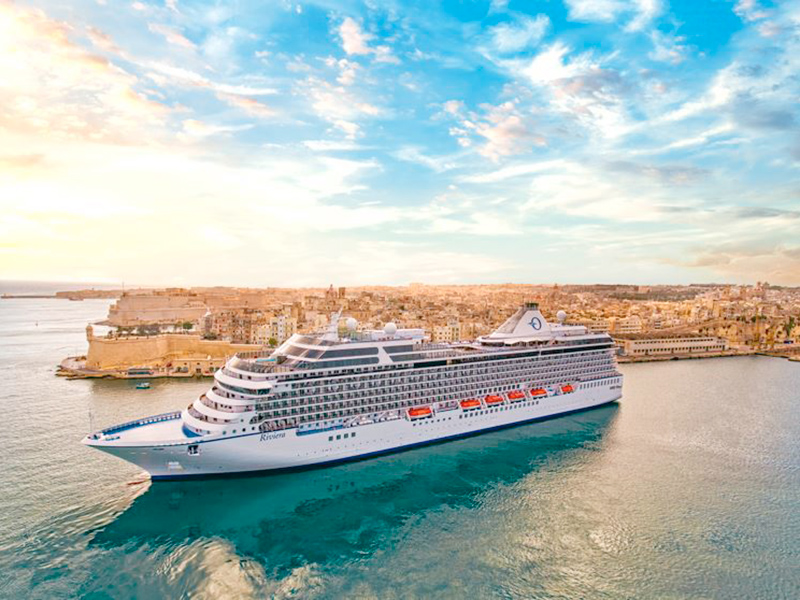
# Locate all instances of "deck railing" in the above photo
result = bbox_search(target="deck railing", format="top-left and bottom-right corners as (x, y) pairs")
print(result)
(99, 411), (182, 436)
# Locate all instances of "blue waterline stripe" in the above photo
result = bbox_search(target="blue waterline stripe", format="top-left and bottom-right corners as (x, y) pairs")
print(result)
(151, 398), (620, 481)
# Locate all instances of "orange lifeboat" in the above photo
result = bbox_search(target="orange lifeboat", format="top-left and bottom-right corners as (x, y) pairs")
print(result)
(485, 395), (504, 405)
(408, 406), (432, 419)
(460, 399), (480, 410)
(507, 390), (525, 400)
(530, 388), (547, 397)
(561, 384), (574, 394)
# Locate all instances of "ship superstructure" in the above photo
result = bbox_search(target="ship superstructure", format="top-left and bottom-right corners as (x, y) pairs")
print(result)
(83, 303), (623, 479)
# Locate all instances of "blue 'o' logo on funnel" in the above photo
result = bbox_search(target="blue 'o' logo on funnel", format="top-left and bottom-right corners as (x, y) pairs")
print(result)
(529, 317), (542, 330)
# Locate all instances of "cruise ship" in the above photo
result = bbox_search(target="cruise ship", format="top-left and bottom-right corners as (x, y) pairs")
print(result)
(83, 303), (623, 479)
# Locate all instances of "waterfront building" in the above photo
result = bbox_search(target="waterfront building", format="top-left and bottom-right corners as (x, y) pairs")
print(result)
(575, 318), (611, 333)
(609, 315), (643, 334)
(432, 319), (462, 343)
(255, 314), (298, 346)
(616, 335), (729, 357)
(204, 309), (267, 344)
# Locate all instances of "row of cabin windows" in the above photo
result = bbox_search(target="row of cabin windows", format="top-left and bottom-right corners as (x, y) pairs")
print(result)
(226, 354), (617, 414)
(257, 369), (616, 415)
(227, 356), (615, 398)
(226, 346), (614, 383)
(256, 366), (615, 413)
(262, 354), (613, 400)
(328, 432), (356, 442)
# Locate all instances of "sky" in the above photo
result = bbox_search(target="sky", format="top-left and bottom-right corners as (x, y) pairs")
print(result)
(0, 0), (798, 287)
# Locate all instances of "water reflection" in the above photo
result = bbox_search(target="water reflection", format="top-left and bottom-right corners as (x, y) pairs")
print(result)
(94, 405), (618, 573)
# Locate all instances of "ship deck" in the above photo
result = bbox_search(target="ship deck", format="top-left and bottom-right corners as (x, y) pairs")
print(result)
(84, 412), (191, 447)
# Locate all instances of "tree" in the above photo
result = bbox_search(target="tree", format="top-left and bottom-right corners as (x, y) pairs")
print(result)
(182, 321), (194, 331)
(268, 337), (278, 347)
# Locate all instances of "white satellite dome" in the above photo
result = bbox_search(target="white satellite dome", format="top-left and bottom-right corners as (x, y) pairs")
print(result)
(383, 322), (398, 336)
(556, 310), (567, 324)
(346, 317), (358, 331)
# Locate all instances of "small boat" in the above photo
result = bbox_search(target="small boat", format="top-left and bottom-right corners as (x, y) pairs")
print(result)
(460, 398), (481, 410)
(485, 395), (504, 405)
(507, 390), (525, 400)
(530, 388), (547, 397)
(561, 384), (574, 394)
(407, 406), (432, 419)
(136, 382), (151, 390)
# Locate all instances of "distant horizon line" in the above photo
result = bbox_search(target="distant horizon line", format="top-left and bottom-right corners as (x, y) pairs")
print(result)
(1, 278), (793, 290)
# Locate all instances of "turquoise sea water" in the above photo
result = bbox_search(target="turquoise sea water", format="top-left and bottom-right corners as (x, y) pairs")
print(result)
(0, 296), (798, 599)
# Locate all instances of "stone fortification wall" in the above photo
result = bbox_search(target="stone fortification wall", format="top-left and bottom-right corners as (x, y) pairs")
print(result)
(202, 293), (276, 310)
(85, 331), (258, 369)
(107, 294), (208, 326)
(105, 292), (281, 326)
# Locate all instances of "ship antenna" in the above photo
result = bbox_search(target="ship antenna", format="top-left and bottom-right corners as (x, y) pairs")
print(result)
(323, 307), (343, 341)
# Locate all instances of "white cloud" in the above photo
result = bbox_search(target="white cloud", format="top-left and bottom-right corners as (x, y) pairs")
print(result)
(633, 123), (735, 155)
(443, 100), (464, 115)
(488, 14), (550, 53)
(564, 0), (628, 24)
(375, 45), (400, 64)
(179, 119), (252, 138)
(337, 17), (399, 64)
(338, 59), (358, 85)
(148, 23), (195, 49)
(564, 0), (663, 30)
(302, 77), (381, 139)
(334, 119), (360, 138)
(649, 30), (688, 64)
(512, 44), (633, 141)
(0, 4), (168, 144)
(519, 160), (689, 222)
(734, 0), (770, 22)
(302, 139), (364, 151)
(215, 93), (276, 118)
(394, 147), (458, 172)
(460, 160), (568, 183)
(145, 62), (278, 96)
(521, 42), (595, 84)
(443, 101), (545, 160)
(475, 102), (546, 160)
(626, 0), (664, 32)
(339, 17), (372, 55)
(287, 241), (516, 285)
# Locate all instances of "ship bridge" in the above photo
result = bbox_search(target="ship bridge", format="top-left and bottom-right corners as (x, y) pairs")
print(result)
(478, 303), (589, 346)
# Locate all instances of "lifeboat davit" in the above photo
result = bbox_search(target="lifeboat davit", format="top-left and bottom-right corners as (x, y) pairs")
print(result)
(460, 399), (480, 410)
(507, 390), (525, 400)
(408, 406), (432, 419)
(485, 395), (504, 405)
(530, 388), (547, 397)
(561, 384), (574, 394)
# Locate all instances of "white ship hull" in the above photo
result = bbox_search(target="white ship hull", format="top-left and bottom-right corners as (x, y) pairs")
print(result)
(91, 380), (621, 480)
